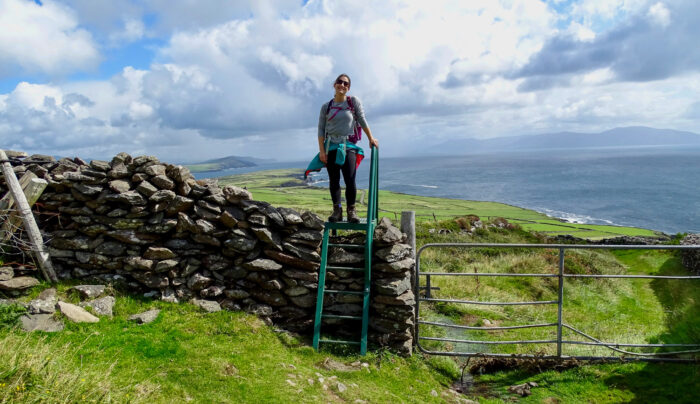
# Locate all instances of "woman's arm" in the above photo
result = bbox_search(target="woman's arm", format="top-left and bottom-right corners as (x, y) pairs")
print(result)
(318, 103), (328, 163)
(318, 136), (327, 163)
(352, 97), (378, 148)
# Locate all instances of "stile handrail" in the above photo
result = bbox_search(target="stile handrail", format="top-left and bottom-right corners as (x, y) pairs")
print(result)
(414, 243), (700, 363)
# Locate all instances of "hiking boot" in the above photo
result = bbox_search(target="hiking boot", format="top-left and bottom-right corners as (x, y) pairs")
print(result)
(347, 205), (360, 223)
(328, 205), (343, 222)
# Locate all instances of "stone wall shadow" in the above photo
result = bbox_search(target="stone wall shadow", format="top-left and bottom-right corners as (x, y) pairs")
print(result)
(603, 253), (700, 403)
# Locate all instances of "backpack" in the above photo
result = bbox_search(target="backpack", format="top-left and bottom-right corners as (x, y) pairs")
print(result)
(325, 96), (362, 144)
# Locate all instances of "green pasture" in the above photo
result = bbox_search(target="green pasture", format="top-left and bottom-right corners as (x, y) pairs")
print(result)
(215, 169), (662, 240)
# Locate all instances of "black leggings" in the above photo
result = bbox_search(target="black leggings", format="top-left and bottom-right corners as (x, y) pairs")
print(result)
(327, 149), (357, 206)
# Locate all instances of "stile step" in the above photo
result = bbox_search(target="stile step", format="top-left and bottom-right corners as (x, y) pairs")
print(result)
(322, 314), (362, 320)
(319, 339), (361, 345)
(328, 243), (365, 249)
(327, 266), (364, 272)
(324, 289), (364, 295)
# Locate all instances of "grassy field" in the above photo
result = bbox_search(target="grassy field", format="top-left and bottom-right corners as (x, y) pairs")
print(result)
(1, 288), (459, 404)
(216, 169), (662, 240)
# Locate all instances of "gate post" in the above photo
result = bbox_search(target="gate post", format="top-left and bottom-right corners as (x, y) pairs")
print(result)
(557, 248), (565, 358)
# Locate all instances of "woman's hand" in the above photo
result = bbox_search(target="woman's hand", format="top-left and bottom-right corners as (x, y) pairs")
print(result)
(319, 150), (327, 164)
(369, 137), (379, 149)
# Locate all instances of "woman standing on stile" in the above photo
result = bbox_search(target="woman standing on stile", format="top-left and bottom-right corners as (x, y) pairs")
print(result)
(316, 74), (379, 223)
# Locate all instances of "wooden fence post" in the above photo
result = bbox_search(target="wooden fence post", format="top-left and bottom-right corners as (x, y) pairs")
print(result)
(400, 211), (416, 262)
(0, 150), (57, 282)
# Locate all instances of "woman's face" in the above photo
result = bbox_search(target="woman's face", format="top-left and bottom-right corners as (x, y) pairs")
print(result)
(334, 76), (350, 95)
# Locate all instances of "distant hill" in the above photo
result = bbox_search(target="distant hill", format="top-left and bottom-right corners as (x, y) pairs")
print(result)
(427, 126), (700, 155)
(185, 155), (272, 173)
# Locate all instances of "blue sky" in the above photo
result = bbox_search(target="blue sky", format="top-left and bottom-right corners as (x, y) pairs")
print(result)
(1, 0), (699, 162)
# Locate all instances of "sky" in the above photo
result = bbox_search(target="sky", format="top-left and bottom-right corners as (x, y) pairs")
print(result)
(1, 0), (699, 163)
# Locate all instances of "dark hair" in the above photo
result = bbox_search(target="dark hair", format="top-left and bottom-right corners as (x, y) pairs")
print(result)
(335, 73), (351, 87)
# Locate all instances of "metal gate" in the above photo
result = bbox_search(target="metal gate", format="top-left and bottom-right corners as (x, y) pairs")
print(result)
(415, 243), (700, 362)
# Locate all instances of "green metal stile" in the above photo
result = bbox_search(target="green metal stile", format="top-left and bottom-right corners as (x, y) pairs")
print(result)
(313, 146), (379, 355)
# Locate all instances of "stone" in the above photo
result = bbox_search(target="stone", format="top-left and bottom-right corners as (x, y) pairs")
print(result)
(136, 181), (158, 197)
(95, 241), (127, 256)
(283, 242), (321, 262)
(71, 285), (106, 299)
(374, 290), (415, 306)
(375, 258), (414, 273)
(370, 317), (412, 334)
(375, 244), (412, 262)
(128, 309), (160, 324)
(284, 286), (310, 297)
(155, 259), (179, 273)
(192, 298), (221, 313)
(144, 247), (176, 260)
(252, 227), (283, 250)
(187, 273), (213, 291)
(201, 285), (225, 298)
(224, 234), (258, 253)
(681, 233), (700, 275)
(278, 207), (304, 225)
(329, 248), (364, 264)
(197, 200), (222, 214)
(131, 272), (169, 288)
(374, 274), (411, 296)
(90, 160), (111, 171)
(0, 266), (13, 281)
(109, 180), (131, 193)
(73, 183), (103, 195)
(222, 185), (252, 203)
(301, 211), (324, 230)
(282, 269), (318, 282)
(195, 219), (216, 234)
(106, 190), (147, 205)
(246, 303), (273, 317)
(167, 195), (194, 214)
(167, 165), (192, 183)
(150, 189), (176, 203)
(123, 256), (154, 271)
(144, 164), (166, 176)
(75, 252), (111, 266)
(106, 230), (157, 245)
(151, 175), (175, 190)
(57, 301), (100, 323)
(108, 163), (130, 179)
(20, 314), (64, 332)
(80, 296), (116, 317)
(192, 234), (221, 247)
(243, 259), (282, 271)
(508, 382), (536, 397)
(374, 218), (404, 245)
(265, 250), (319, 271)
(27, 288), (58, 314)
(289, 293), (316, 308)
(0, 276), (39, 291)
(224, 289), (250, 300)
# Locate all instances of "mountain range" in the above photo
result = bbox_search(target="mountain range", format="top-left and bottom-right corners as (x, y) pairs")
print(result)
(427, 126), (700, 155)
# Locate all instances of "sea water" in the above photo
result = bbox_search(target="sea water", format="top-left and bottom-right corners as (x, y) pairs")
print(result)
(200, 146), (700, 234)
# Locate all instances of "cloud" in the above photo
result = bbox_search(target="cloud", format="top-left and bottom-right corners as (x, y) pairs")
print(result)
(1, 0), (700, 161)
(0, 0), (100, 78)
(515, 0), (700, 83)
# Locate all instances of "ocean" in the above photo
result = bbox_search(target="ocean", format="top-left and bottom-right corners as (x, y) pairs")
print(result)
(196, 146), (700, 235)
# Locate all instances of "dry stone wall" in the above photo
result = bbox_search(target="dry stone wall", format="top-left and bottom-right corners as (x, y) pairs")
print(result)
(0, 152), (415, 354)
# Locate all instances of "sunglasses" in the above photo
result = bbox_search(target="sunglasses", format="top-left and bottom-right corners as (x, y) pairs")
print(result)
(335, 79), (350, 87)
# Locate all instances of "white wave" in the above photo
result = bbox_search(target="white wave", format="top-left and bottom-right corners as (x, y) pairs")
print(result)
(406, 184), (438, 189)
(539, 208), (617, 226)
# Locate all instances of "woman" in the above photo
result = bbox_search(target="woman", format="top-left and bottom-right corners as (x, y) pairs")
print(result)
(317, 73), (379, 223)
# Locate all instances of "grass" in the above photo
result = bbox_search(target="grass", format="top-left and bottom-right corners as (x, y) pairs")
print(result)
(216, 169), (661, 240)
(0, 291), (461, 404)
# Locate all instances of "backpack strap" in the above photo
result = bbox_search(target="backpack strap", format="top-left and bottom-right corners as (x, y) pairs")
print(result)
(325, 98), (334, 115)
(346, 96), (355, 113)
